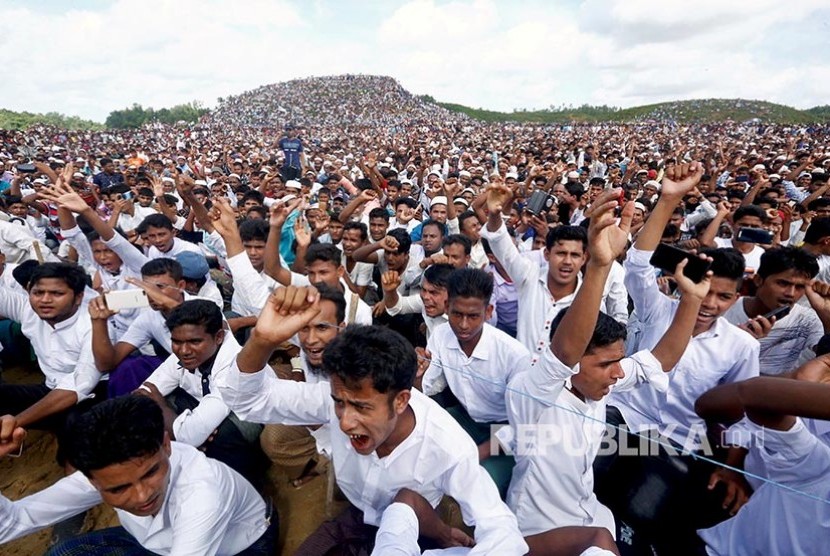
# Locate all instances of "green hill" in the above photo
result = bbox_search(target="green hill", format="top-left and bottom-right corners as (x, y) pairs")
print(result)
(0, 109), (102, 130)
(436, 98), (827, 124)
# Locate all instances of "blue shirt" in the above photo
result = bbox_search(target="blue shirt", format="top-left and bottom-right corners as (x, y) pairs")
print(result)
(278, 137), (303, 168)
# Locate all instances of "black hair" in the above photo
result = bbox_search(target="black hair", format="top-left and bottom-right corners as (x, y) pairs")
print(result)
(65, 396), (164, 477)
(395, 197), (418, 209)
(545, 225), (587, 250)
(141, 258), (183, 282)
(386, 228), (412, 254)
(355, 178), (373, 191)
(313, 282), (347, 324)
(421, 219), (445, 237)
(241, 190), (264, 205)
(808, 198), (830, 211)
(755, 197), (778, 209)
(28, 262), (88, 295)
(565, 182), (585, 198)
(140, 213), (174, 231)
(422, 263), (455, 289)
(733, 205), (766, 223)
(100, 157), (113, 166)
(239, 219), (268, 243)
(549, 307), (626, 353)
(12, 260), (39, 289)
(321, 325), (416, 394)
(442, 233), (472, 255)
(165, 299), (224, 335)
(246, 206), (268, 219)
(368, 207), (390, 223)
(589, 177), (606, 186)
(805, 217), (830, 245)
(701, 247), (745, 282)
(343, 221), (368, 241)
(458, 210), (477, 230)
(137, 187), (154, 197)
(757, 246), (819, 280)
(305, 243), (342, 267)
(727, 189), (746, 201)
(448, 268), (493, 303)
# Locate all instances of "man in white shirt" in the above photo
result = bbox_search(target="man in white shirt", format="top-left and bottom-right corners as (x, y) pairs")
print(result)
(139, 299), (267, 488)
(216, 290), (527, 555)
(598, 162), (760, 552)
(500, 190), (709, 552)
(0, 263), (105, 444)
(701, 204), (768, 276)
(722, 246), (828, 375)
(0, 395), (277, 555)
(481, 180), (608, 364)
(695, 374), (830, 556)
(383, 263), (454, 342)
(138, 213), (202, 260)
(419, 267), (531, 497)
(91, 258), (219, 396)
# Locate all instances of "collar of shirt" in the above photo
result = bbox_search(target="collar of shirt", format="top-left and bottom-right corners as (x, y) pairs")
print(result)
(447, 323), (492, 361)
(535, 265), (582, 303)
(51, 307), (84, 332)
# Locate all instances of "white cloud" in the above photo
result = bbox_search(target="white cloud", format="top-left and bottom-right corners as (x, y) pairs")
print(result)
(0, 0), (828, 122)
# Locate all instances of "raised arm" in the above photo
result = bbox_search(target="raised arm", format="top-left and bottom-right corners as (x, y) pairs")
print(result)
(552, 189), (633, 366)
(263, 200), (301, 286)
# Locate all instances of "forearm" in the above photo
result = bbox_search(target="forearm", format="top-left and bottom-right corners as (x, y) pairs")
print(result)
(352, 242), (382, 263)
(551, 261), (611, 366)
(635, 195), (682, 251)
(699, 213), (726, 247)
(264, 225), (289, 284)
(91, 321), (119, 371)
(16, 389), (78, 428)
(339, 198), (362, 223)
(236, 333), (278, 373)
(486, 208), (503, 233)
(78, 206), (115, 240)
(650, 295), (702, 371)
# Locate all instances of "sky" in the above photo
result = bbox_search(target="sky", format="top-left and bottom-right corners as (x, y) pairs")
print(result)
(1, 0), (828, 122)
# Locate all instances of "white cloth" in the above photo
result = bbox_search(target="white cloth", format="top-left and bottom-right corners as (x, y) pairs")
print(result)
(0, 219), (55, 264)
(423, 323), (530, 423)
(290, 273), (373, 325)
(386, 293), (448, 338)
(713, 237), (764, 275)
(500, 347), (668, 537)
(612, 247), (760, 451)
(0, 442), (268, 555)
(144, 334), (242, 446)
(723, 299), (823, 376)
(215, 368), (528, 555)
(699, 418), (830, 556)
(371, 503), (470, 556)
(0, 291), (100, 400)
(602, 261), (629, 324)
(119, 294), (221, 354)
(147, 237), (203, 260)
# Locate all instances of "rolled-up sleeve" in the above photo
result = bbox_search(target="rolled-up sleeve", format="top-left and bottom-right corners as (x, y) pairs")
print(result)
(615, 349), (669, 393)
(173, 393), (232, 447)
(54, 340), (102, 402)
(623, 247), (672, 324)
(479, 221), (536, 288)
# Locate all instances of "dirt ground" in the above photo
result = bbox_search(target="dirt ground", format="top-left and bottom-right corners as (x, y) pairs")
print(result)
(0, 363), (342, 556)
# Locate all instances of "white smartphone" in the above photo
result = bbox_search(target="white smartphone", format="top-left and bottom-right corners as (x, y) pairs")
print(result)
(104, 289), (149, 311)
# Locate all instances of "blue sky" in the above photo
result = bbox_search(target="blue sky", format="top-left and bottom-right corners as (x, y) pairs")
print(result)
(0, 0), (827, 122)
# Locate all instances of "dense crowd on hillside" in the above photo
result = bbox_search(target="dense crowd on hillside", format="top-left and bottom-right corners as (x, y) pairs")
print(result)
(1, 79), (830, 556)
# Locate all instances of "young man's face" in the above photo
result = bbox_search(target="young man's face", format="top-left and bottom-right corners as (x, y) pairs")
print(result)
(754, 269), (810, 310)
(307, 260), (343, 289)
(330, 375), (410, 457)
(138, 194), (153, 207)
(443, 243), (470, 269)
(574, 339), (626, 401)
(243, 239), (267, 271)
(460, 217), (481, 242)
(298, 299), (342, 368)
(91, 239), (123, 274)
(145, 225), (175, 252)
(328, 221), (344, 243)
(545, 240), (586, 287)
(141, 272), (185, 311)
(340, 229), (364, 256)
(8, 202), (27, 218)
(386, 250), (409, 273)
(171, 324), (224, 371)
(448, 296), (492, 347)
(90, 436), (172, 517)
(429, 204), (447, 224)
(695, 276), (740, 330)
(28, 278), (82, 324)
(419, 278), (448, 318)
(368, 218), (388, 242)
(243, 199), (260, 211)
(421, 225), (443, 255)
(386, 186), (400, 203)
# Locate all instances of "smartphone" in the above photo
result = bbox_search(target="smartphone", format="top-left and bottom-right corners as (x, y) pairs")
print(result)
(649, 243), (712, 283)
(122, 191), (134, 201)
(16, 163), (36, 173)
(105, 289), (149, 311)
(760, 305), (791, 321)
(736, 227), (774, 245)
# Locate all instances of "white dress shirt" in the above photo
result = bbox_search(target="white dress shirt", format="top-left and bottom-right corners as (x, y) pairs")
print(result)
(602, 261), (629, 324)
(423, 322), (530, 423)
(0, 442), (268, 556)
(713, 237), (764, 275)
(481, 220), (602, 365)
(289, 273), (373, 325)
(0, 219), (56, 264)
(0, 291), (100, 400)
(144, 334), (243, 446)
(698, 418), (830, 556)
(147, 237), (203, 260)
(215, 366), (528, 556)
(499, 347), (668, 537)
(118, 294), (221, 355)
(612, 247), (760, 450)
(371, 503), (470, 556)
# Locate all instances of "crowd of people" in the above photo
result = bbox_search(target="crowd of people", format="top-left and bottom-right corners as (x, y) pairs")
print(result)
(0, 92), (830, 556)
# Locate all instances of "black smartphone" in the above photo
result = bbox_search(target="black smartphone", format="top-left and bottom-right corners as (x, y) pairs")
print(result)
(760, 305), (791, 321)
(736, 227), (774, 245)
(16, 163), (36, 173)
(649, 243), (712, 283)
